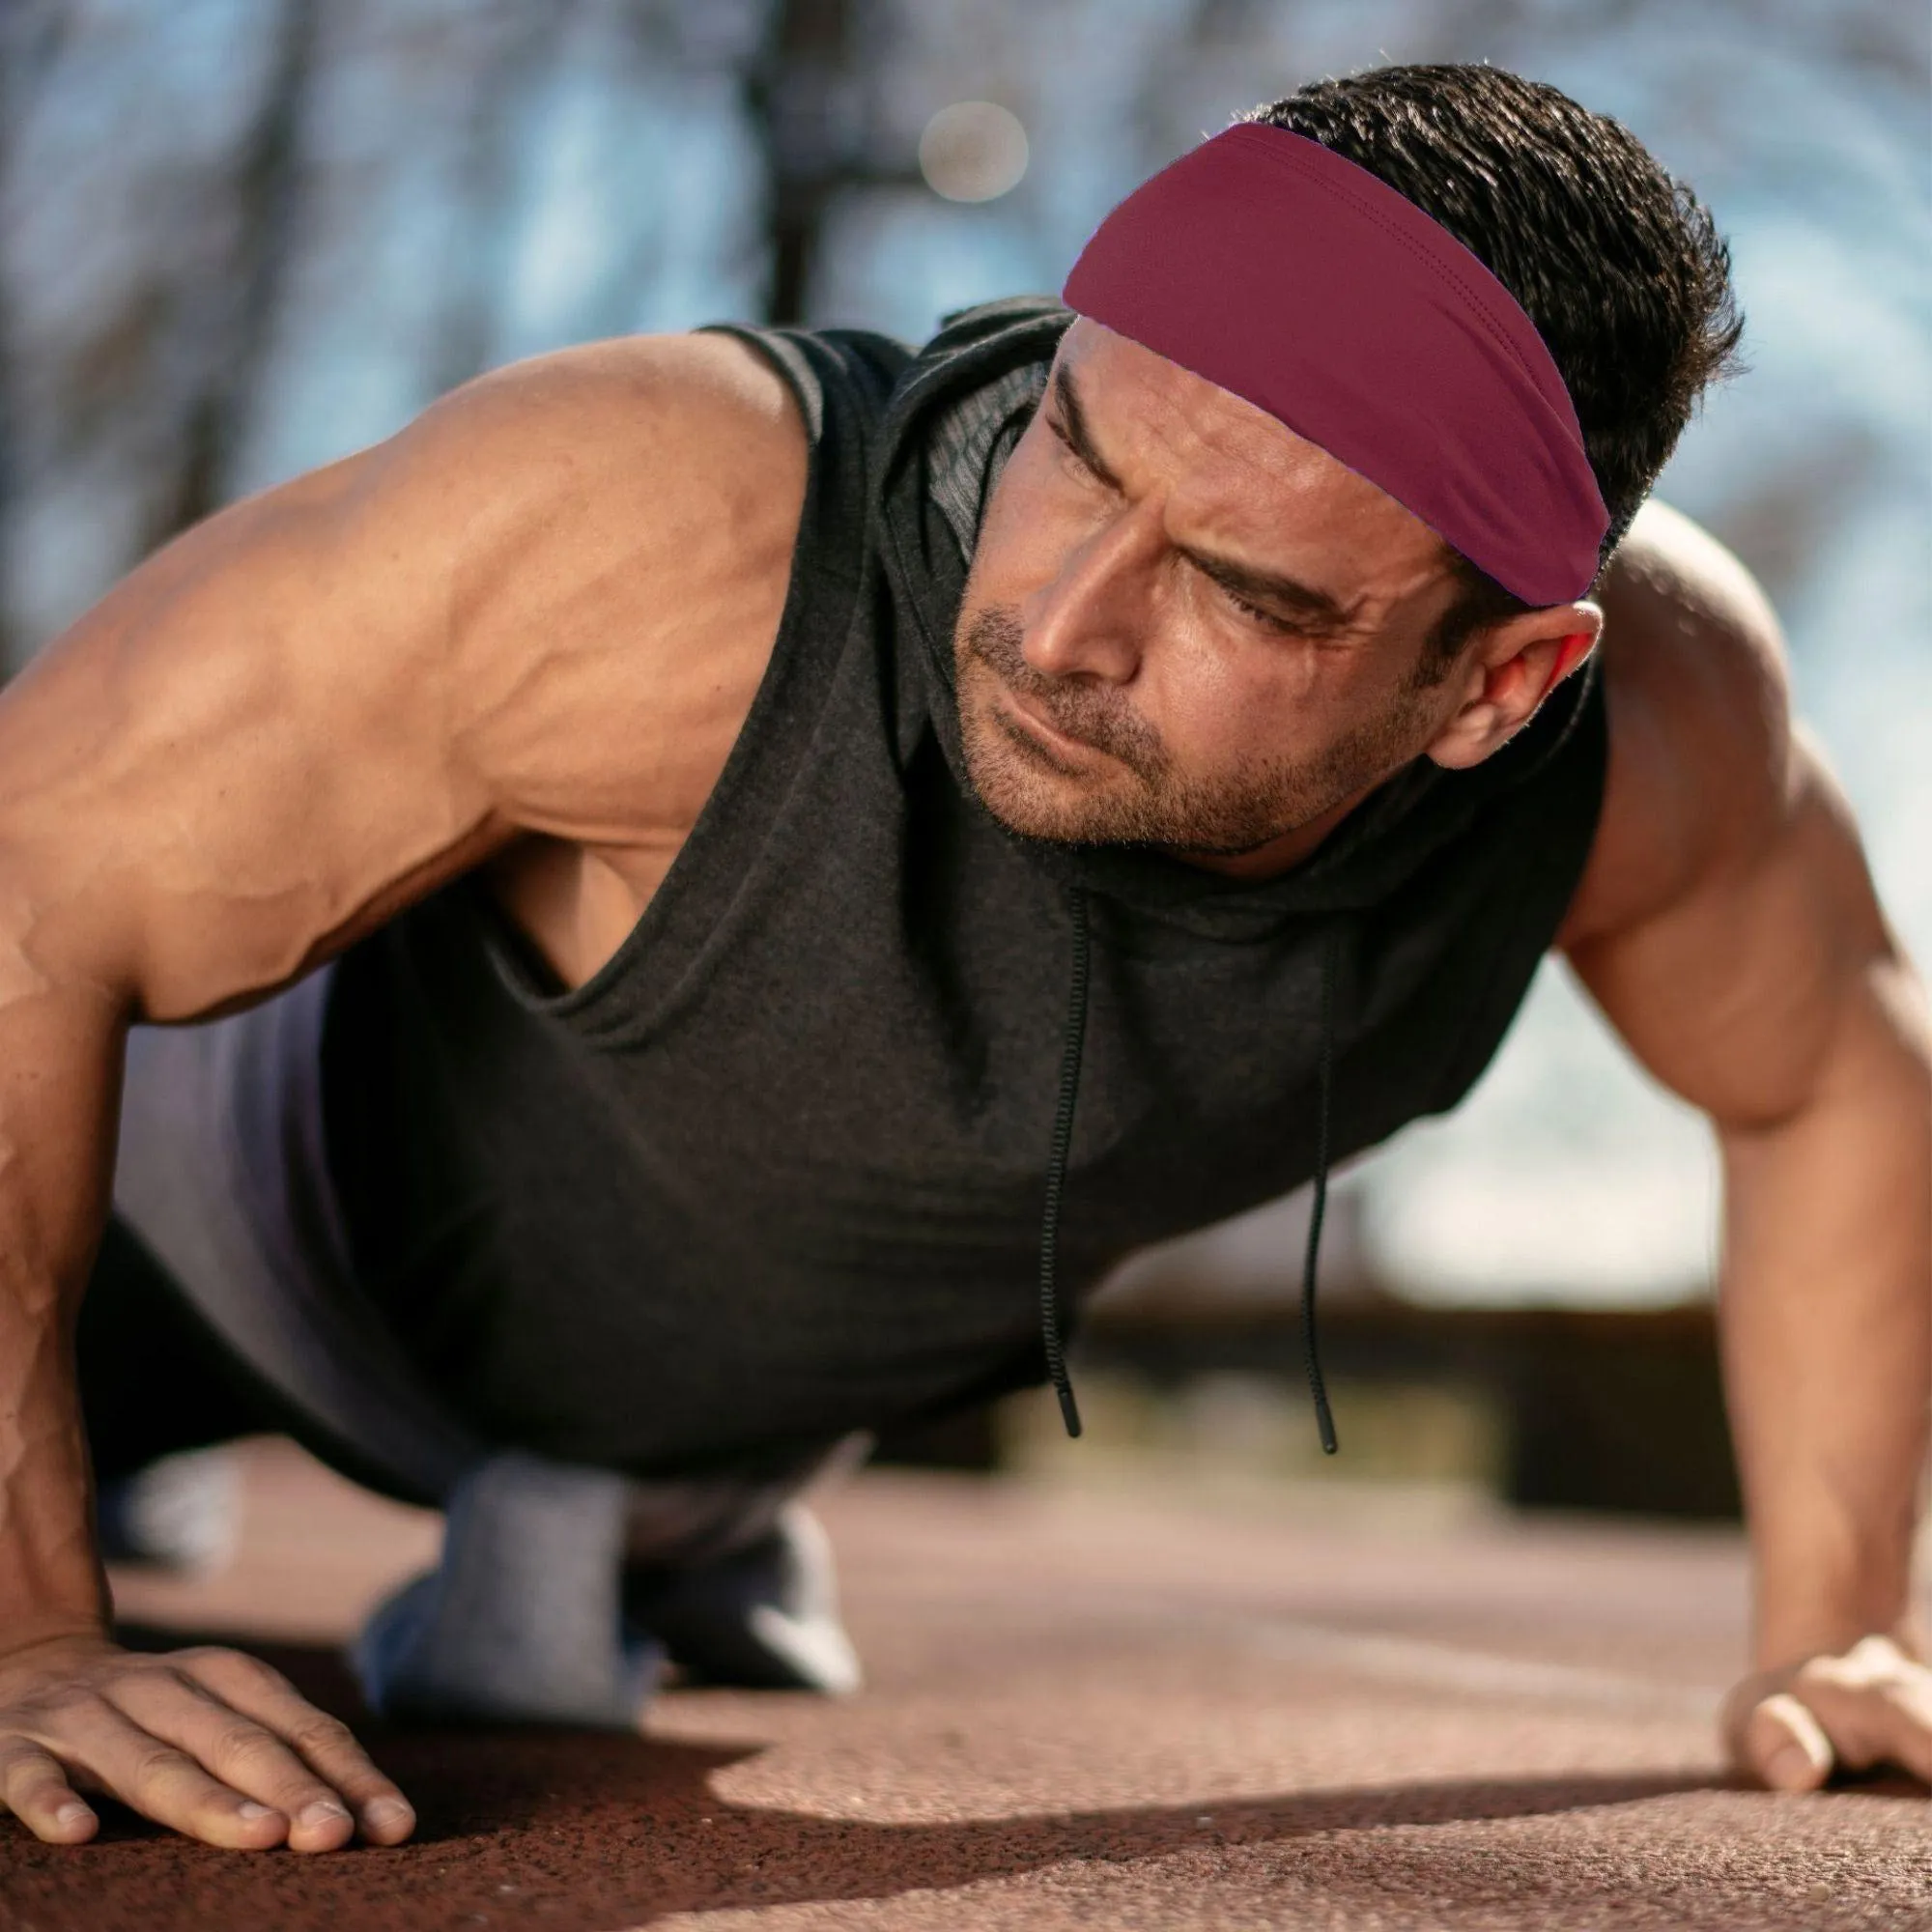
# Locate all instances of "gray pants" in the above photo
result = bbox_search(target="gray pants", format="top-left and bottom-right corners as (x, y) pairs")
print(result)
(109, 968), (864, 1724)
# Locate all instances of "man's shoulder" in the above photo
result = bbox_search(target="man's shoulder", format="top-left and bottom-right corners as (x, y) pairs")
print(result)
(394, 329), (809, 768)
(1558, 497), (1796, 949)
(408, 328), (809, 570)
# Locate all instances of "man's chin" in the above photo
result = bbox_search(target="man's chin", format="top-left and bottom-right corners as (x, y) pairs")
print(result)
(958, 739), (1110, 844)
(964, 762), (1208, 855)
(958, 696), (1314, 857)
(965, 764), (1099, 845)
(963, 743), (1330, 866)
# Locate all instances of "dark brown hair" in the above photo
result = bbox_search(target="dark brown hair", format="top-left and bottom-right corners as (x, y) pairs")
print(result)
(1245, 63), (1748, 671)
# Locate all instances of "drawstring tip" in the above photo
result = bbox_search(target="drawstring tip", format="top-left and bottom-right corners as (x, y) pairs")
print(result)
(1055, 1380), (1083, 1438)
(1038, 888), (1091, 1449)
(1299, 923), (1344, 1461)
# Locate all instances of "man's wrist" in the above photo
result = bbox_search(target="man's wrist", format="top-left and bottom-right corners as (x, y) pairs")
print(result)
(0, 1611), (112, 1670)
(0, 1515), (112, 1651)
(1752, 1580), (1924, 1673)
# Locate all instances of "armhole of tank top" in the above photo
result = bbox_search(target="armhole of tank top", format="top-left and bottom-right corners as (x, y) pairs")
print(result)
(1427, 666), (1611, 1113)
(472, 324), (865, 1032)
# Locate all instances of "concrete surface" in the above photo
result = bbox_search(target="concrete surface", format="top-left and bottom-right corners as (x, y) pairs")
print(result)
(1, 1438), (1926, 1930)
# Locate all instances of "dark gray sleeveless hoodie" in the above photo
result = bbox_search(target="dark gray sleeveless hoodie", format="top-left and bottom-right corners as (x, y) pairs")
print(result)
(321, 297), (1607, 1479)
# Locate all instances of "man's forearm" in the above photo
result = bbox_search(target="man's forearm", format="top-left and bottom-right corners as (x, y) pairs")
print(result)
(0, 968), (128, 1644)
(1717, 956), (1932, 1669)
(0, 1292), (104, 1645)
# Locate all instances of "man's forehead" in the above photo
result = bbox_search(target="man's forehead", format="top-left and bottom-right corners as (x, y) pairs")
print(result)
(1054, 319), (1451, 602)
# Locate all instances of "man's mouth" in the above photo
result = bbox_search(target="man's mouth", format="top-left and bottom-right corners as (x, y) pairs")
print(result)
(991, 683), (1105, 768)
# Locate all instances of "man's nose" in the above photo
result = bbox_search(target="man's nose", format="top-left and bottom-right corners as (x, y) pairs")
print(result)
(1019, 499), (1161, 685)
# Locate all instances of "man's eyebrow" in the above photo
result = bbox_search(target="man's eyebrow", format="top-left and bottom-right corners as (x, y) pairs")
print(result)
(1046, 365), (1126, 493)
(1048, 362), (1360, 634)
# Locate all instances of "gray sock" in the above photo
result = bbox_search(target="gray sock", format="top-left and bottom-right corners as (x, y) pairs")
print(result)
(351, 1453), (662, 1727)
(349, 1448), (863, 1727)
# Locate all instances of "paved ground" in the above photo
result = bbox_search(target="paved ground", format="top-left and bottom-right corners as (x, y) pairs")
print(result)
(2, 1438), (1927, 1930)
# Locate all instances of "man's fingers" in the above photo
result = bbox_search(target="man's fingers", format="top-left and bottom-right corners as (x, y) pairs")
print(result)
(16, 1692), (289, 1850)
(0, 1637), (409, 1853)
(1733, 1636), (1932, 1792)
(1859, 1692), (1932, 1785)
(1744, 1690), (1834, 1791)
(103, 1667), (357, 1853)
(1792, 1649), (1932, 1785)
(175, 1648), (415, 1844)
(0, 1738), (99, 1844)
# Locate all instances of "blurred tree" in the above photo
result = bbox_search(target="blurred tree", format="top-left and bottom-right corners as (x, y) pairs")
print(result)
(748, 0), (857, 325)
(0, 0), (66, 674)
(0, 0), (321, 670)
(154, 0), (320, 545)
(746, 0), (921, 324)
(424, 2), (577, 398)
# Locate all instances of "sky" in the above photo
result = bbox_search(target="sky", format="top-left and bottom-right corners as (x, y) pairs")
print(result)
(5, 0), (1927, 1305)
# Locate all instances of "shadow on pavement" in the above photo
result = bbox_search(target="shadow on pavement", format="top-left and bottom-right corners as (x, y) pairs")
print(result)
(3, 1631), (1894, 1932)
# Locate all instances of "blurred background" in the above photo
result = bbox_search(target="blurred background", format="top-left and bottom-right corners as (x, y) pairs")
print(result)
(4, 0), (1925, 1521)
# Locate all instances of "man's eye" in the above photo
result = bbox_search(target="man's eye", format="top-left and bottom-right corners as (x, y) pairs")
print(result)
(1220, 583), (1298, 635)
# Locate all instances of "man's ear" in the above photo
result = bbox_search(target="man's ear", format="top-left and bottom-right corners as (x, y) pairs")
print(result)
(1426, 605), (1602, 771)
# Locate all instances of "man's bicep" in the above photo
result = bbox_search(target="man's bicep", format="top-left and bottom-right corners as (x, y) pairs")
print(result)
(0, 427), (504, 1023)
(1564, 734), (1893, 1128)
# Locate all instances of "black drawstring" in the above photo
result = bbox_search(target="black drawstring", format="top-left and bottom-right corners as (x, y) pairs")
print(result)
(1038, 887), (1091, 1437)
(1037, 894), (1336, 1453)
(1300, 925), (1340, 1454)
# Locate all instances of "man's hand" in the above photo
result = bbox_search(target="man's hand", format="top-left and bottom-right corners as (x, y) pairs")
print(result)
(1723, 1634), (1932, 1792)
(0, 1633), (415, 1851)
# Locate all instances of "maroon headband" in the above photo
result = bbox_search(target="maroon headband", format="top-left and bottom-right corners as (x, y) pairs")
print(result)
(1061, 123), (1608, 607)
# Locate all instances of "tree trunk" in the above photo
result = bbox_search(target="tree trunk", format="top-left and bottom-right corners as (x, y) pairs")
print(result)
(149, 0), (320, 545)
(746, 0), (854, 326)
(0, 1), (71, 675)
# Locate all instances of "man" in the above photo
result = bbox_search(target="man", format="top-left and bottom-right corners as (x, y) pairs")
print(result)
(1, 62), (1927, 1855)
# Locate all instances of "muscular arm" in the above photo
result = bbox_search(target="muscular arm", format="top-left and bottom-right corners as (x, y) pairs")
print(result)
(1560, 500), (1932, 1783)
(0, 330), (804, 1848)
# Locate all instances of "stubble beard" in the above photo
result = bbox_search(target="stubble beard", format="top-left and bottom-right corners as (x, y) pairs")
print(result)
(953, 603), (1432, 859)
